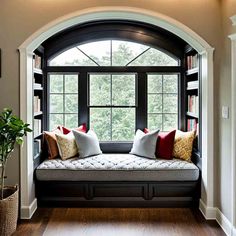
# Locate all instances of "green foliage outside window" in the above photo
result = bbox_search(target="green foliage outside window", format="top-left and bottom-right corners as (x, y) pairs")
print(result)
(48, 40), (178, 141)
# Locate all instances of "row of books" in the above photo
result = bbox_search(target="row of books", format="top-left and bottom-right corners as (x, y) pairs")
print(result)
(34, 119), (42, 138)
(187, 119), (198, 131)
(188, 95), (199, 115)
(33, 54), (42, 69)
(186, 54), (198, 70)
(34, 96), (41, 113)
(187, 81), (198, 90)
(34, 139), (41, 158)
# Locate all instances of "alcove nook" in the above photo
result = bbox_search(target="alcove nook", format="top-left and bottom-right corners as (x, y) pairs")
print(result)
(18, 7), (214, 219)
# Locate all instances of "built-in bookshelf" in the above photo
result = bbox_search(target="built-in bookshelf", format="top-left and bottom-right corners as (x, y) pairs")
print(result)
(33, 46), (44, 163)
(184, 46), (200, 150)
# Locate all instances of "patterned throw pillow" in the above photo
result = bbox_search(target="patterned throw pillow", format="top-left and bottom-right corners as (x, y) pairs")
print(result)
(43, 128), (62, 159)
(55, 132), (78, 160)
(173, 130), (196, 162)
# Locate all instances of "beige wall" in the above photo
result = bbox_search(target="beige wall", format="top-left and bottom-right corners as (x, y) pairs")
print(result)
(1, 0), (232, 222)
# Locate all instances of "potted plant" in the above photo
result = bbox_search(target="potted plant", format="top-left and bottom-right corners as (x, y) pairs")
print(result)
(0, 108), (31, 235)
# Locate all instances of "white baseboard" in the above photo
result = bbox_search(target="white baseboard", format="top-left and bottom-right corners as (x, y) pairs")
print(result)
(20, 198), (37, 219)
(199, 198), (235, 236)
(199, 199), (216, 219)
(216, 208), (232, 236)
(231, 226), (236, 236)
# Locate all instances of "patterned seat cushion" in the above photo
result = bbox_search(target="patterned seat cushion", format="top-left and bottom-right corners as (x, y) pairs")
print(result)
(36, 154), (199, 181)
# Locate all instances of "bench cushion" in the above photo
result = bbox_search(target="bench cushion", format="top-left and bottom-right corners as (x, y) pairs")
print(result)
(36, 154), (199, 182)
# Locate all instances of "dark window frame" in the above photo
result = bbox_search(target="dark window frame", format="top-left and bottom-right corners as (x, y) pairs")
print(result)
(43, 21), (186, 152)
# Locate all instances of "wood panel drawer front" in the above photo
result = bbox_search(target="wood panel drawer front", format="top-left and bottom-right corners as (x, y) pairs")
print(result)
(151, 182), (197, 197)
(37, 182), (85, 197)
(91, 184), (148, 198)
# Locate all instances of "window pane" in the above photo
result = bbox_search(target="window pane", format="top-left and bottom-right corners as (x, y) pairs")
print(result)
(163, 75), (178, 93)
(163, 114), (178, 131)
(65, 75), (78, 93)
(112, 40), (148, 66)
(65, 94), (78, 113)
(49, 47), (97, 66)
(163, 94), (178, 113)
(90, 108), (111, 141)
(148, 94), (162, 113)
(50, 74), (63, 93)
(78, 41), (111, 66)
(112, 74), (136, 106)
(49, 114), (63, 130)
(148, 114), (162, 131)
(148, 75), (162, 93)
(89, 74), (111, 106)
(112, 108), (135, 141)
(128, 48), (178, 66)
(65, 114), (78, 129)
(50, 95), (63, 113)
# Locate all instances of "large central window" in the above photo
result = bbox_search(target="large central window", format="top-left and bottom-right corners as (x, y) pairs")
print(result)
(45, 22), (183, 143)
(89, 73), (136, 141)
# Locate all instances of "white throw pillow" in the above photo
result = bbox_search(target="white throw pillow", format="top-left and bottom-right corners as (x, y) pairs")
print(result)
(130, 129), (159, 159)
(72, 129), (102, 158)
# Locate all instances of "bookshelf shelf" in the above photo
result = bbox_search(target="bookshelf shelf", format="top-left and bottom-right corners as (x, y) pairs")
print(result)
(34, 133), (42, 139)
(186, 67), (198, 76)
(33, 68), (43, 75)
(34, 86), (43, 91)
(185, 46), (200, 151)
(33, 47), (44, 165)
(34, 111), (43, 117)
(186, 112), (198, 119)
(187, 86), (198, 91)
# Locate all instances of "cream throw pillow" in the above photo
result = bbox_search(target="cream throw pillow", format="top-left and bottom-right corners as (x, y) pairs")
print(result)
(173, 130), (196, 162)
(55, 132), (78, 160)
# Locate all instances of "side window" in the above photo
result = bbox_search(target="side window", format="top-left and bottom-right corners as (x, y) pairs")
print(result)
(147, 74), (178, 131)
(48, 73), (79, 130)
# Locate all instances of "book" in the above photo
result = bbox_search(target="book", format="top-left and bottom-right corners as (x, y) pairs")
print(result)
(188, 95), (198, 115)
(33, 54), (42, 69)
(34, 96), (41, 113)
(187, 119), (198, 131)
(186, 54), (198, 70)
(34, 119), (42, 137)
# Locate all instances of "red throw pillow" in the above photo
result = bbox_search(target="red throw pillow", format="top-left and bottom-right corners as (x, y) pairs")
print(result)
(144, 128), (176, 160)
(58, 123), (87, 134)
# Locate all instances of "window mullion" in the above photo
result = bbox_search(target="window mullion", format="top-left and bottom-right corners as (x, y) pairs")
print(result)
(110, 74), (112, 141)
(136, 72), (147, 131)
(79, 72), (89, 127)
(162, 74), (164, 131)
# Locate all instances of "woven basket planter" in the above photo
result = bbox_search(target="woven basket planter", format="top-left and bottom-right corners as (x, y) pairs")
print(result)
(0, 186), (18, 236)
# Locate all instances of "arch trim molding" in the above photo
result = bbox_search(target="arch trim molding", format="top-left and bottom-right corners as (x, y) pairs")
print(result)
(18, 6), (214, 219)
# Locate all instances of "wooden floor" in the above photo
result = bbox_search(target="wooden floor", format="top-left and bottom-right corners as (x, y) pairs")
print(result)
(13, 208), (225, 236)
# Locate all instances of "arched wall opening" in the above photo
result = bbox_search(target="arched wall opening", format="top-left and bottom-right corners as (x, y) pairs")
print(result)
(18, 6), (214, 219)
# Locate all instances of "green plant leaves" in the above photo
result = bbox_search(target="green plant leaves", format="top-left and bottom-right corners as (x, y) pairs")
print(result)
(0, 108), (32, 198)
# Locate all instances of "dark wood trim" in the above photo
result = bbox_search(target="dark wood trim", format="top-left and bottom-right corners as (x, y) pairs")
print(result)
(136, 72), (147, 130)
(46, 66), (181, 73)
(43, 20), (186, 60)
(36, 180), (199, 208)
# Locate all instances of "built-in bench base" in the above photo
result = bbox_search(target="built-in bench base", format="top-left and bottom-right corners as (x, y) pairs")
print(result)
(36, 181), (199, 207)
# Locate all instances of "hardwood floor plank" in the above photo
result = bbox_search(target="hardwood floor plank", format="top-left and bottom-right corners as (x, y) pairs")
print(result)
(14, 208), (225, 236)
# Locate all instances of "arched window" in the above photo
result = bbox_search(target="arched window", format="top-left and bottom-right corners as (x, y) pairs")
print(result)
(44, 21), (185, 142)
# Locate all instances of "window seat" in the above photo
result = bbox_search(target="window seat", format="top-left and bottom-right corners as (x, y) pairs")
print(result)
(36, 153), (199, 182)
(35, 153), (201, 207)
